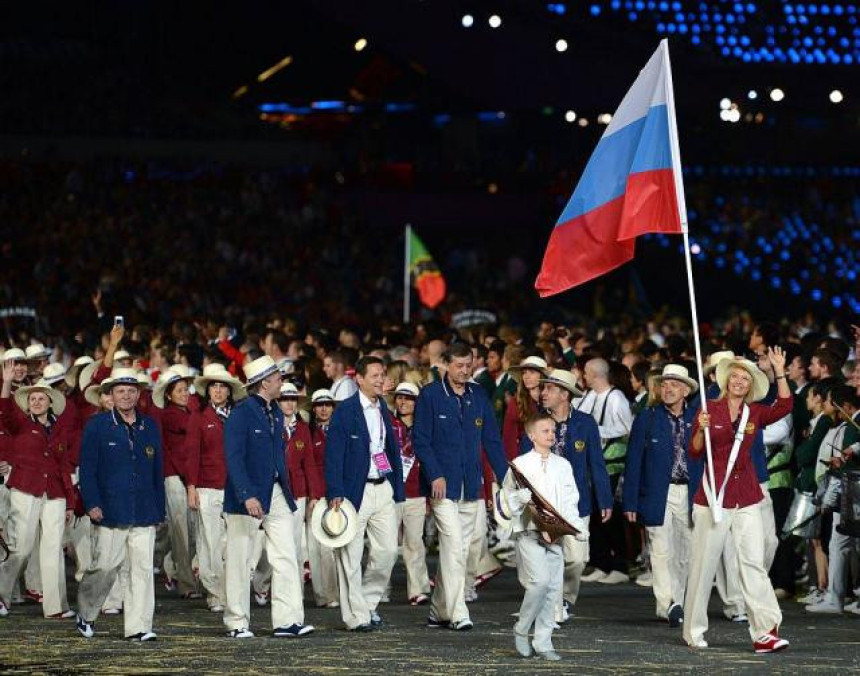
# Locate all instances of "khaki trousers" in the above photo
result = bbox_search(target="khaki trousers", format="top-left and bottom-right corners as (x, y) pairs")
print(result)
(646, 484), (691, 617)
(715, 532), (745, 617)
(77, 524), (156, 636)
(197, 488), (227, 608)
(223, 484), (303, 631)
(164, 475), (197, 595)
(396, 497), (431, 599)
(467, 503), (501, 588)
(684, 503), (782, 646)
(307, 519), (338, 606)
(429, 498), (479, 623)
(0, 489), (68, 616)
(335, 481), (398, 629)
(68, 515), (92, 582)
(252, 496), (306, 596)
(515, 532), (564, 653)
(759, 483), (779, 571)
(561, 533), (589, 606)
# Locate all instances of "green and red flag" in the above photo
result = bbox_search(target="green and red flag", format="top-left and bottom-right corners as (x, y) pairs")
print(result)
(406, 226), (446, 310)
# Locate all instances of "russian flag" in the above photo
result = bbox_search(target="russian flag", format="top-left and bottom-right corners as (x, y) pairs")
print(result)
(536, 40), (688, 297)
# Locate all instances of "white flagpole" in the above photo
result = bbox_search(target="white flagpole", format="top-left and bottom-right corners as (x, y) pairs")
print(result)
(662, 40), (721, 521)
(403, 224), (412, 324)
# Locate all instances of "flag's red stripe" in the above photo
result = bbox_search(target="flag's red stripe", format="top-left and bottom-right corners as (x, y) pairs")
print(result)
(416, 275), (446, 309)
(535, 169), (682, 297)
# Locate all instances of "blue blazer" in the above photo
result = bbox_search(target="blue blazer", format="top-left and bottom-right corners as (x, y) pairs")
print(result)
(413, 377), (508, 501)
(706, 383), (768, 483)
(79, 409), (166, 528)
(224, 396), (296, 515)
(622, 402), (700, 526)
(325, 392), (405, 509)
(519, 409), (612, 517)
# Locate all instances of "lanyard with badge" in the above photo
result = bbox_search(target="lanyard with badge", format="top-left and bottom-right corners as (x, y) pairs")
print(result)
(371, 406), (393, 475)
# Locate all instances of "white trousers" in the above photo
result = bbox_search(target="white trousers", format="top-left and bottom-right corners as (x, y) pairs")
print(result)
(824, 513), (857, 607)
(164, 475), (197, 595)
(0, 489), (68, 616)
(684, 503), (782, 645)
(646, 484), (691, 617)
(429, 498), (479, 623)
(307, 517), (338, 607)
(335, 481), (398, 629)
(251, 496), (306, 596)
(223, 484), (303, 631)
(396, 497), (431, 599)
(715, 531), (746, 617)
(77, 524), (156, 636)
(561, 533), (589, 607)
(467, 502), (501, 587)
(515, 532), (564, 653)
(196, 487), (227, 608)
(759, 483), (779, 571)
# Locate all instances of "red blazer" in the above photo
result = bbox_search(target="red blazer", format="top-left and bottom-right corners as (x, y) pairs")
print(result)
(392, 417), (422, 499)
(185, 406), (228, 489)
(160, 404), (191, 480)
(285, 420), (321, 500)
(307, 425), (328, 497)
(690, 394), (793, 509)
(0, 398), (75, 504)
(502, 397), (537, 462)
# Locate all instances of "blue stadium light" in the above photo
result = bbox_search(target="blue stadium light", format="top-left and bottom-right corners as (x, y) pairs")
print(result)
(832, 297), (843, 308)
(547, 3), (567, 15)
(811, 289), (823, 301)
(385, 103), (416, 113)
(590, 5), (602, 15)
(311, 100), (346, 111)
(770, 275), (780, 287)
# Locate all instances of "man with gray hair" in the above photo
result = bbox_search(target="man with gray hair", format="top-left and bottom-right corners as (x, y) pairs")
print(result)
(577, 358), (633, 584)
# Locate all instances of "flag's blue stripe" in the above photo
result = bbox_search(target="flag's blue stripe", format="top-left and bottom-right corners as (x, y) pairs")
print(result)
(556, 104), (673, 225)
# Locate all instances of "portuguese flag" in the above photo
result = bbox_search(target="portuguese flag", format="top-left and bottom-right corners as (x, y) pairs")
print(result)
(406, 226), (446, 310)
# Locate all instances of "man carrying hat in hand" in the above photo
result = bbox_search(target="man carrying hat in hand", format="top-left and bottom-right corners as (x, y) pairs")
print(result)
(222, 355), (312, 639)
(622, 364), (701, 628)
(323, 356), (404, 632)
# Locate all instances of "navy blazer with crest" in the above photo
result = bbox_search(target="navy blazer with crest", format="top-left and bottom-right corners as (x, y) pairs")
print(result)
(224, 395), (296, 515)
(325, 391), (405, 509)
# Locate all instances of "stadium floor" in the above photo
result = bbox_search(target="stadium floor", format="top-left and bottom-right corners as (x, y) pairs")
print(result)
(1, 561), (858, 675)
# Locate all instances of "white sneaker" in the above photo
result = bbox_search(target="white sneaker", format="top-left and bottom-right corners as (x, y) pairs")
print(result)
(580, 569), (608, 583)
(796, 588), (822, 604)
(254, 592), (269, 607)
(805, 599), (842, 614)
(598, 570), (630, 585)
(845, 601), (860, 615)
(464, 586), (478, 603)
(228, 628), (254, 639)
(635, 571), (653, 587)
(0, 600), (8, 617)
(688, 637), (708, 649)
(209, 605), (224, 613)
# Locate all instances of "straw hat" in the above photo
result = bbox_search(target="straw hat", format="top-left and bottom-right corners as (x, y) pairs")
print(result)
(137, 372), (152, 388)
(25, 343), (51, 361)
(654, 364), (698, 393)
(102, 367), (145, 392)
(243, 355), (279, 386)
(195, 364), (247, 402)
(492, 484), (516, 531)
(41, 363), (67, 386)
(78, 360), (101, 392)
(278, 382), (307, 405)
(715, 357), (770, 403)
(14, 379), (66, 416)
(276, 358), (296, 376)
(2, 348), (26, 362)
(539, 368), (583, 397)
(65, 356), (95, 387)
(311, 389), (335, 405)
(703, 350), (735, 376)
(393, 382), (420, 398)
(153, 367), (195, 409)
(85, 382), (106, 408)
(509, 356), (549, 373)
(113, 350), (132, 364)
(311, 499), (359, 548)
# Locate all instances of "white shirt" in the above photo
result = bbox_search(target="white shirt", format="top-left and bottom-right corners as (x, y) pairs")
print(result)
(332, 375), (358, 402)
(763, 413), (793, 447)
(816, 422), (847, 484)
(576, 388), (633, 444)
(359, 390), (386, 479)
(502, 451), (586, 536)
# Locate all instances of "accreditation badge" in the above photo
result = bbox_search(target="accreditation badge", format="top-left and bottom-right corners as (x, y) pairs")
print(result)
(574, 439), (586, 452)
(475, 417), (484, 429)
(295, 440), (305, 451)
(145, 445), (156, 459)
(744, 422), (756, 435)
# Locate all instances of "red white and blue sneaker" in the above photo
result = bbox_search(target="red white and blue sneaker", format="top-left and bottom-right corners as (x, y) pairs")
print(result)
(753, 628), (789, 654)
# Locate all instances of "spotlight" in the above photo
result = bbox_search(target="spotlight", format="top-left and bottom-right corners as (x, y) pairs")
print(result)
(462, 14), (474, 28)
(597, 113), (613, 124)
(556, 39), (568, 52)
(489, 14), (502, 28)
(770, 88), (785, 101)
(564, 110), (577, 123)
(748, 90), (758, 100)
(578, 117), (589, 127)
(728, 109), (741, 122)
(354, 38), (368, 52)
(829, 89), (844, 103)
(719, 97), (731, 110)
